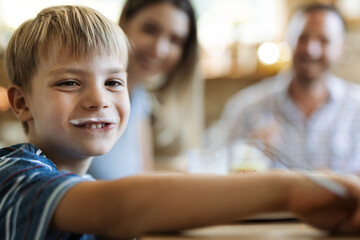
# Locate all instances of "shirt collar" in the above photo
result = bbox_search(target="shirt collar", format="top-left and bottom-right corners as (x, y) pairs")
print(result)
(278, 73), (346, 105)
(275, 73), (346, 121)
(323, 74), (346, 104)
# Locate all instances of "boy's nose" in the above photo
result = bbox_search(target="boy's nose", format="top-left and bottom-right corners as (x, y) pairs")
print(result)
(83, 87), (110, 110)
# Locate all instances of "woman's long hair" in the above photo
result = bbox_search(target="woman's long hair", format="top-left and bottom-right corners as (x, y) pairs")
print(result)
(120, 0), (204, 157)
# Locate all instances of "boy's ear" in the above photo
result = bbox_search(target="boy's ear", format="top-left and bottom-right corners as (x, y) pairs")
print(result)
(7, 85), (33, 122)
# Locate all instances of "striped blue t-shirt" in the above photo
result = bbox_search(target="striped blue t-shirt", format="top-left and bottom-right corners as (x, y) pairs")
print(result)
(0, 143), (95, 240)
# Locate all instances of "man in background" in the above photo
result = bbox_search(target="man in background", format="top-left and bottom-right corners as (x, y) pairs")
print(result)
(216, 3), (360, 173)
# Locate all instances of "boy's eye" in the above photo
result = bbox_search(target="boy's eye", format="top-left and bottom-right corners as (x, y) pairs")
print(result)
(54, 79), (81, 92)
(105, 79), (126, 89)
(106, 80), (121, 87)
(56, 80), (80, 87)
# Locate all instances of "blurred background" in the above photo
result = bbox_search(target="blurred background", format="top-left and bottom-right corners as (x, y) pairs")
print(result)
(1, 0), (360, 147)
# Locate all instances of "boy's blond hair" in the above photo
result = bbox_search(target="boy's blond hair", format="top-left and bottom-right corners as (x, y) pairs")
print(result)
(5, 5), (129, 133)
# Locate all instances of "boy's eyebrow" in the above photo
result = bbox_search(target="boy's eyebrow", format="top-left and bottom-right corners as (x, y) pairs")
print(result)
(48, 67), (127, 75)
(107, 68), (127, 74)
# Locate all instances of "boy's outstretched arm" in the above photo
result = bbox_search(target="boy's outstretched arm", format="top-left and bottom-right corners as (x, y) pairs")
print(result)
(51, 172), (350, 239)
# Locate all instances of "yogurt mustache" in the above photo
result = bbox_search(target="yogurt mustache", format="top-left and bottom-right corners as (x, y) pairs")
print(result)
(69, 117), (120, 126)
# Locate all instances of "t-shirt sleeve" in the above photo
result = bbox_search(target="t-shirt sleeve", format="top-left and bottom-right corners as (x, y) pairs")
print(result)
(0, 156), (89, 240)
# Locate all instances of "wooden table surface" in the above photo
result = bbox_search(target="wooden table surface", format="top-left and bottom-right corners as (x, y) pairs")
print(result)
(142, 220), (359, 240)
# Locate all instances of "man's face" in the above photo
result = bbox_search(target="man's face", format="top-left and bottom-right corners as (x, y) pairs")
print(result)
(290, 10), (345, 83)
(23, 49), (130, 162)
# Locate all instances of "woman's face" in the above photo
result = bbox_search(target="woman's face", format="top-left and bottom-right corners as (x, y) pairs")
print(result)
(125, 2), (190, 85)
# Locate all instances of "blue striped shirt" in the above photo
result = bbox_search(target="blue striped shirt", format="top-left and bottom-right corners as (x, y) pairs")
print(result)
(0, 143), (94, 240)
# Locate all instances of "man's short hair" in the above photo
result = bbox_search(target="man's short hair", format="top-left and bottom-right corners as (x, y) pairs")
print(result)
(301, 3), (347, 31)
(286, 3), (346, 47)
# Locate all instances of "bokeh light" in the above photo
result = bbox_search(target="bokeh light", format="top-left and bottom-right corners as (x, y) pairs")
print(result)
(257, 42), (280, 65)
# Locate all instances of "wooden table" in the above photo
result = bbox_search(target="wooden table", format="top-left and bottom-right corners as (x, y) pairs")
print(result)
(142, 220), (359, 240)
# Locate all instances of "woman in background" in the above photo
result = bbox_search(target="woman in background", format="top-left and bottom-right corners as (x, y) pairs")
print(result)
(89, 0), (203, 179)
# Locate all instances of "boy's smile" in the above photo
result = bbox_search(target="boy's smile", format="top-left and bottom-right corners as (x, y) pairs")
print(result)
(68, 117), (120, 130)
(21, 49), (130, 170)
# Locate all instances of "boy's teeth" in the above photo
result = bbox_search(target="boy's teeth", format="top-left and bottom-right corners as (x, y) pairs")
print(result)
(85, 124), (105, 129)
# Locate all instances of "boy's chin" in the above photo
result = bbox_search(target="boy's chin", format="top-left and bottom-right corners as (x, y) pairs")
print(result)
(91, 148), (113, 157)
(85, 136), (120, 156)
(84, 144), (114, 157)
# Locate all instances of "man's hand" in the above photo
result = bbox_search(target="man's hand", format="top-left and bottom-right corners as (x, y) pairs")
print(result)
(250, 118), (280, 146)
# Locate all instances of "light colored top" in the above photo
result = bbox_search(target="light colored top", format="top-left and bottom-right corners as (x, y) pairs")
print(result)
(88, 86), (151, 179)
(217, 72), (360, 173)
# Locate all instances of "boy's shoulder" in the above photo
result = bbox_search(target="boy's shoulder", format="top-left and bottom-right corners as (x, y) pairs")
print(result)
(0, 143), (93, 239)
(0, 143), (58, 173)
(1, 143), (47, 158)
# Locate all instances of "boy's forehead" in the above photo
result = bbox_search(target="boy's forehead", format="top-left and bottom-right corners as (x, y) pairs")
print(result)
(40, 42), (128, 67)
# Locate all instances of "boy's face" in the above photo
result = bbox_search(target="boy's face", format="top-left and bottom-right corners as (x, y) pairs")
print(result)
(22, 48), (130, 161)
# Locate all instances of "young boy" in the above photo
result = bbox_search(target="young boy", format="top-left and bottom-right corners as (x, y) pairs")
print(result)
(1, 5), (359, 240)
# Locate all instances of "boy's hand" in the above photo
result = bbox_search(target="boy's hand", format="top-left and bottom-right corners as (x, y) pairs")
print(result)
(289, 173), (360, 233)
(332, 175), (360, 234)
